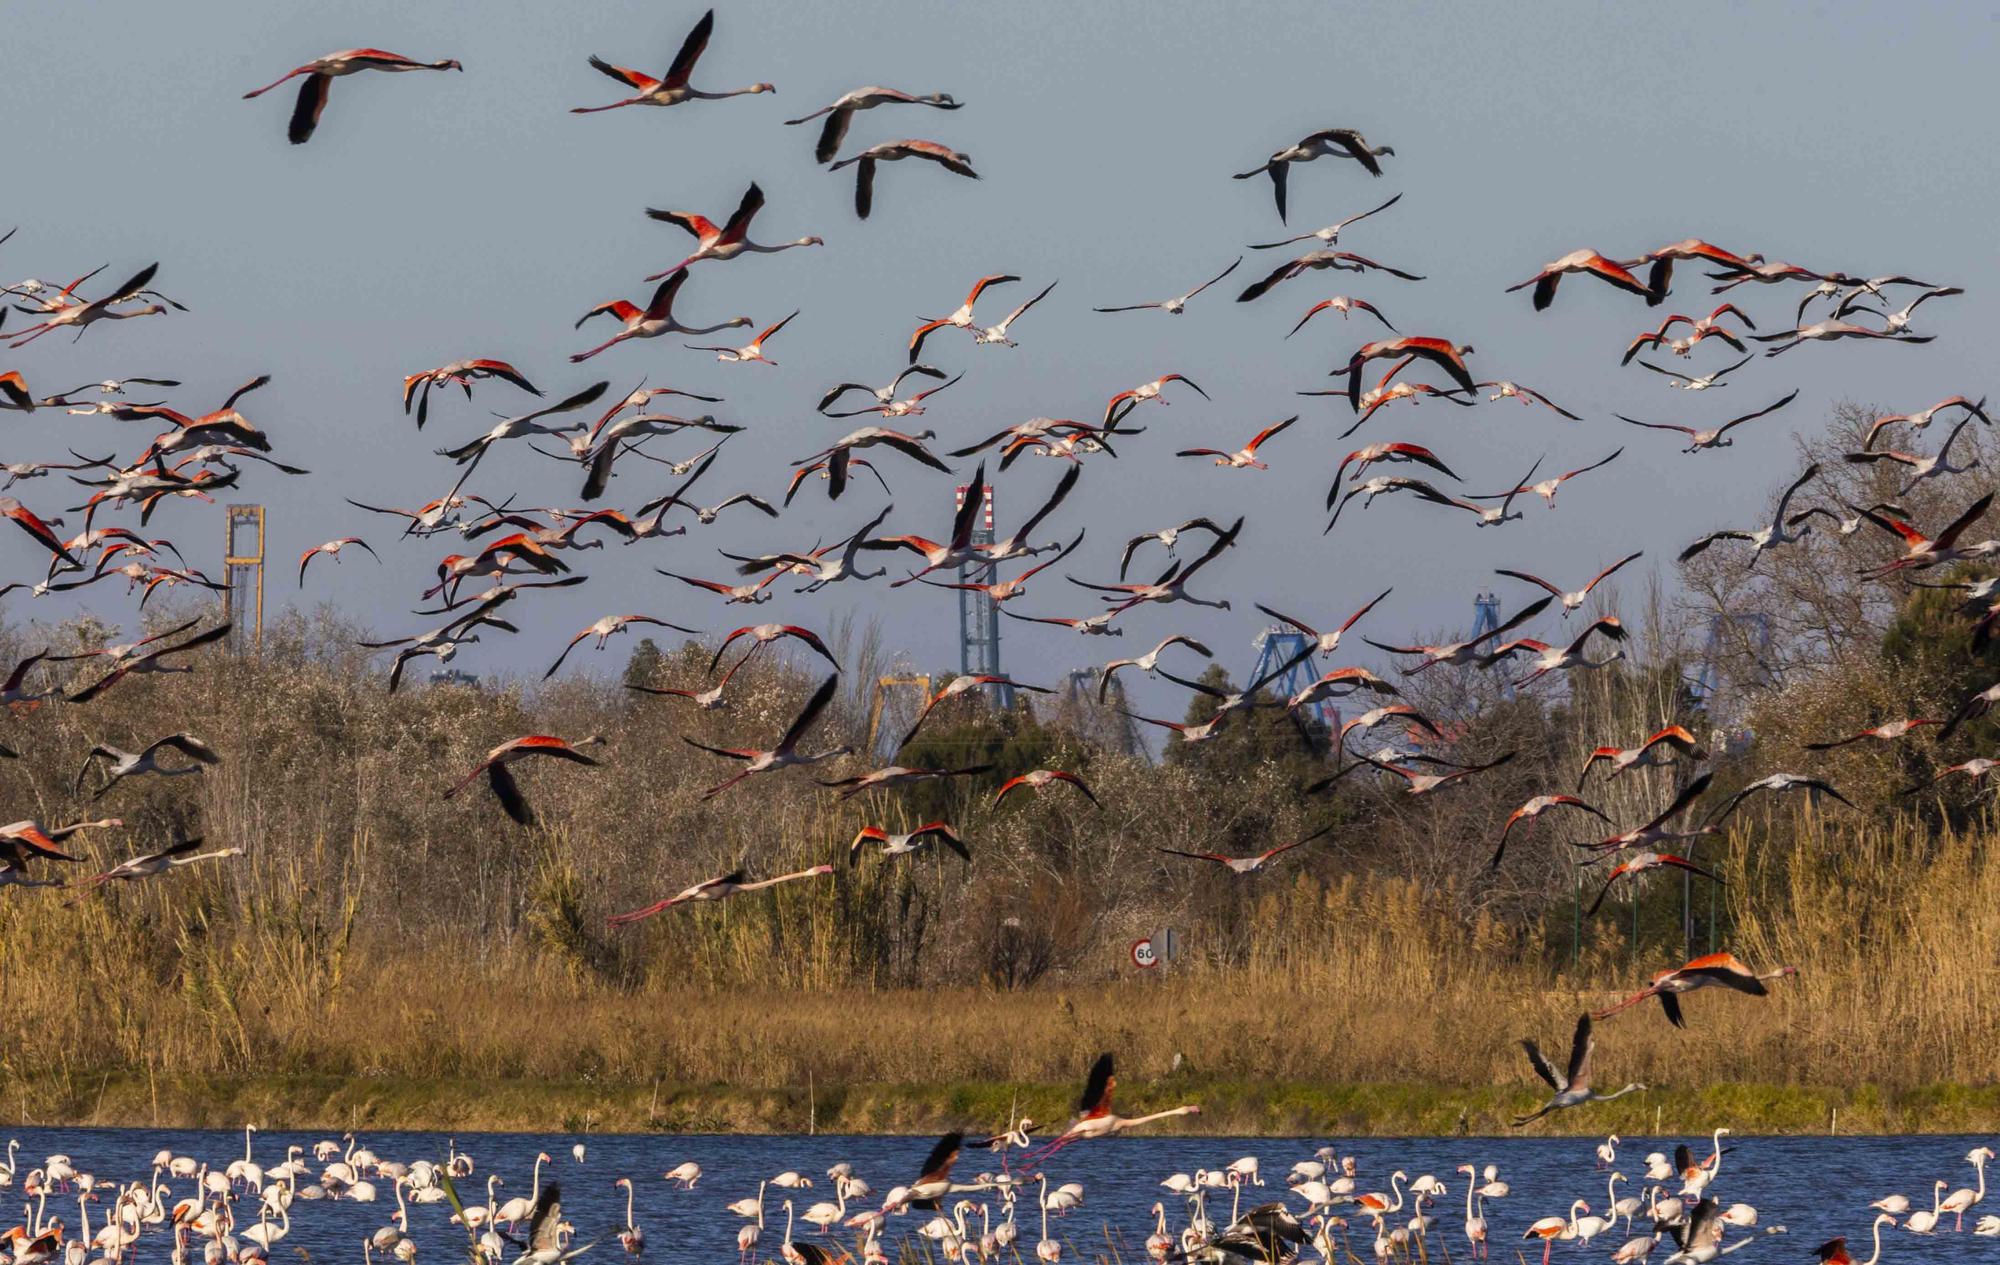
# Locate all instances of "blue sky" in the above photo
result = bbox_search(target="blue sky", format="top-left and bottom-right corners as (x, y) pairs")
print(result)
(4, 0), (1997, 714)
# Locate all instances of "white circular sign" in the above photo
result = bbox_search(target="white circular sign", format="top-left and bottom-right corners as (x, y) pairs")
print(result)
(1131, 938), (1158, 969)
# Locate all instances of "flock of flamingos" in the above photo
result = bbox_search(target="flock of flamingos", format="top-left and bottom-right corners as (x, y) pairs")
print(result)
(0, 11), (1994, 1257)
(1, 1112), (1998, 1265)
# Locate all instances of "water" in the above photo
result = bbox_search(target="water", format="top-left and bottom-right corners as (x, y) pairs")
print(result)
(3, 1128), (1990, 1264)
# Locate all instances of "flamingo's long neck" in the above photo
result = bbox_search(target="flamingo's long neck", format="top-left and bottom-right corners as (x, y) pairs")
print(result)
(624, 1182), (635, 1229)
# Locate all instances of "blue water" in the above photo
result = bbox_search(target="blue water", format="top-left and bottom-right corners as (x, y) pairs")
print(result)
(2, 1129), (1990, 1263)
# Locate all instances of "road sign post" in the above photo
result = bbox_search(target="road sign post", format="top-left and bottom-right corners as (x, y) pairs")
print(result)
(1130, 938), (1157, 969)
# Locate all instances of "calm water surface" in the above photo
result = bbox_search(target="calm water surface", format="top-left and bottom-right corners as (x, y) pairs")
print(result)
(4, 1129), (1992, 1264)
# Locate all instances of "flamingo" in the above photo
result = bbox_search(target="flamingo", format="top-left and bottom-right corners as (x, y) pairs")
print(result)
(298, 537), (380, 586)
(1507, 250), (1651, 310)
(573, 270), (751, 362)
(1622, 306), (1756, 363)
(1941, 1148), (1994, 1230)
(72, 836), (242, 894)
(1177, 416), (1295, 469)
(1096, 635), (1213, 700)
(1588, 850), (1722, 917)
(1804, 718), (1936, 751)
(1364, 595), (1553, 674)
(441, 736), (605, 826)
(1234, 128), (1395, 221)
(1752, 320), (1933, 356)
(1496, 552), (1643, 617)
(1017, 1054), (1199, 1165)
(243, 49), (460, 143)
(994, 769), (1098, 808)
(689, 311), (800, 365)
(1634, 354), (1754, 391)
(1237, 250), (1425, 302)
(1335, 337), (1477, 408)
(73, 732), (221, 799)
(1489, 795), (1612, 868)
(1577, 725), (1706, 787)
(1634, 240), (1763, 301)
(830, 140), (979, 219)
(786, 87), (962, 162)
(573, 10), (771, 113)
(1906, 1183), (1948, 1235)
(1288, 295), (1397, 336)
(1707, 774), (1852, 825)
(1093, 259), (1242, 315)
(1852, 491), (1995, 580)
(1513, 1015), (1646, 1125)
(543, 615), (700, 680)
(402, 359), (539, 429)
(610, 865), (837, 926)
(896, 674), (1052, 748)
(1101, 375), (1210, 428)
(1154, 823), (1332, 874)
(681, 674), (850, 798)
(818, 365), (950, 415)
(644, 184), (822, 277)
(1508, 617), (1627, 687)
(1619, 390), (1800, 452)
(1861, 395), (1990, 449)
(908, 274), (1019, 361)
(848, 823), (970, 867)
(1596, 953), (1799, 1028)
(1250, 193), (1403, 249)
(7, 263), (170, 348)
(1844, 413), (1981, 495)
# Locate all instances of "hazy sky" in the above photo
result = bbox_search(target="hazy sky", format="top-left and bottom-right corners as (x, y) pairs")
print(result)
(5, 0), (1998, 717)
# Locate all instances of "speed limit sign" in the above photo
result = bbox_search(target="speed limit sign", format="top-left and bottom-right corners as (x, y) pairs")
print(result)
(1131, 938), (1158, 969)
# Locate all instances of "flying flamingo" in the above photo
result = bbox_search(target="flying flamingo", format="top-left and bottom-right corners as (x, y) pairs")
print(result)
(544, 615), (701, 679)
(1508, 250), (1652, 310)
(65, 622), (230, 703)
(708, 624), (839, 676)
(908, 274), (1019, 361)
(628, 646), (748, 712)
(573, 270), (751, 362)
(994, 769), (1098, 808)
(1016, 1054), (1200, 1166)
(1234, 128), (1395, 221)
(1513, 1015), (1647, 1126)
(1288, 295), (1397, 337)
(1155, 823), (1332, 874)
(643, 183), (822, 277)
(8, 263), (169, 349)
(1237, 250), (1424, 303)
(1622, 306), (1756, 363)
(1335, 337), (1477, 409)
(848, 823), (970, 867)
(1096, 635), (1213, 700)
(1678, 464), (1822, 563)
(830, 140), (979, 219)
(71, 836), (243, 894)
(786, 87), (962, 163)
(1587, 850), (1721, 917)
(1862, 395), (1990, 449)
(608, 865), (834, 926)
(1577, 726), (1706, 788)
(243, 49), (460, 143)
(897, 674), (1052, 749)
(1633, 240), (1762, 302)
(572, 10), (771, 114)
(74, 733), (222, 800)
(402, 359), (539, 429)
(1594, 953), (1799, 1028)
(817, 763), (990, 799)
(1177, 416), (1296, 469)
(1490, 795), (1612, 868)
(683, 675), (850, 798)
(1496, 552), (1643, 618)
(1852, 491), (1994, 579)
(1803, 718), (1937, 751)
(1845, 414), (1981, 496)
(819, 365), (950, 415)
(1249, 193), (1403, 249)
(689, 311), (800, 365)
(298, 537), (380, 587)
(1093, 259), (1242, 315)
(443, 735), (605, 825)
(1618, 390), (1800, 452)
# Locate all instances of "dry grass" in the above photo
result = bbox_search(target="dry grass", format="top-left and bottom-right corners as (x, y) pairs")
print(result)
(3, 577), (2000, 1132)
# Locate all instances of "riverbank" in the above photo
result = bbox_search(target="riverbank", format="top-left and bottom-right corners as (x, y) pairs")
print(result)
(8, 1072), (1999, 1136)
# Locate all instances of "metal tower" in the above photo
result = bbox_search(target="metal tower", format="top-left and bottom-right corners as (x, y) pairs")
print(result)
(1249, 627), (1336, 733)
(1471, 591), (1501, 640)
(954, 483), (1011, 707)
(224, 504), (265, 653)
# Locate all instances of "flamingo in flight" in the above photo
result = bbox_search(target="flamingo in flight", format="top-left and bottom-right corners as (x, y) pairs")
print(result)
(968, 280), (1059, 347)
(917, 531), (1082, 605)
(1256, 589), (1393, 657)
(1852, 491), (1994, 579)
(1595, 952), (1797, 1028)
(786, 86), (963, 163)
(1513, 1014), (1647, 1126)
(1249, 193), (1403, 249)
(1622, 306), (1756, 363)
(1496, 552), (1643, 617)
(1587, 850), (1722, 917)
(573, 270), (750, 363)
(1320, 751), (1517, 798)
(573, 10), (772, 114)
(1803, 718), (1937, 751)
(1156, 823), (1333, 874)
(544, 615), (701, 679)
(818, 364), (949, 415)
(1677, 463), (1821, 564)
(1093, 259), (1242, 315)
(66, 621), (230, 703)
(1103, 374), (1209, 428)
(643, 183), (822, 278)
(1333, 442), (1459, 487)
(1476, 380), (1583, 419)
(689, 311), (800, 366)
(1288, 295), (1396, 337)
(908, 274), (1018, 361)
(628, 644), (749, 712)
(1633, 239), (1763, 302)
(822, 371), (961, 420)
(848, 822), (970, 867)
(1752, 320), (1933, 356)
(242, 49), (460, 144)
(1861, 395), (1990, 449)
(1238, 250), (1424, 303)
(1071, 517), (1243, 614)
(443, 735), (604, 826)
(402, 359), (539, 430)
(1634, 353), (1753, 391)
(74, 732), (223, 800)
(1177, 416), (1296, 469)
(1577, 725), (1706, 789)
(1118, 517), (1233, 578)
(1234, 129), (1395, 221)
(1617, 389), (1799, 452)
(708, 624), (839, 676)
(657, 569), (779, 606)
(1507, 251), (1651, 311)
(793, 426), (950, 501)
(1015, 1054), (1200, 1166)
(1838, 285), (1963, 334)
(8, 263), (169, 349)
(1844, 414), (1981, 496)
(608, 865), (835, 926)
(683, 674), (851, 798)
(1578, 772), (1719, 861)
(830, 140), (979, 219)
(1335, 337), (1477, 409)
(71, 836), (243, 895)
(1489, 795), (1612, 869)
(297, 537), (380, 587)
(993, 769), (1098, 808)
(1365, 595), (1553, 674)
(1096, 635), (1213, 701)
(817, 763), (991, 799)
(1508, 617), (1628, 688)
